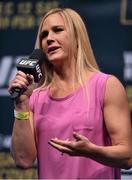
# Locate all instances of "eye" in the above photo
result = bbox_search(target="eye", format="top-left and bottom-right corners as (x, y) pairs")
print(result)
(54, 27), (64, 33)
(40, 31), (48, 39)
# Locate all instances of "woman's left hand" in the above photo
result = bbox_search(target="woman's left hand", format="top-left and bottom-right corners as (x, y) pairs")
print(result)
(48, 132), (95, 157)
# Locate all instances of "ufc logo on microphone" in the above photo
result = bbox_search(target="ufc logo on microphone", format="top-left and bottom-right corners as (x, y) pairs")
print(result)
(19, 60), (37, 66)
(36, 64), (42, 79)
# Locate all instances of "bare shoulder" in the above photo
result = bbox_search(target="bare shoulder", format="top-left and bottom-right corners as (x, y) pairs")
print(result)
(106, 75), (125, 93)
(104, 75), (128, 105)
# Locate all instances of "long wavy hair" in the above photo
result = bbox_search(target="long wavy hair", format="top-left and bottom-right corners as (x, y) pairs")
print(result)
(35, 8), (99, 88)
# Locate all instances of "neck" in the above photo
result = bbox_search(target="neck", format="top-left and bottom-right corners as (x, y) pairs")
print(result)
(48, 62), (79, 98)
(52, 66), (76, 88)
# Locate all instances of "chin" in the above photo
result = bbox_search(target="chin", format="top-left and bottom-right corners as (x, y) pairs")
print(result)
(48, 56), (63, 63)
(48, 52), (68, 65)
(49, 60), (61, 67)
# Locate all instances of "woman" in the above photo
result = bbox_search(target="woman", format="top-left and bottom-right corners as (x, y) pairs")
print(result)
(9, 8), (132, 179)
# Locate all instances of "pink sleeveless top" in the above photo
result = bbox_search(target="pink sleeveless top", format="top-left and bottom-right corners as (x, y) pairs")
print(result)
(29, 72), (121, 179)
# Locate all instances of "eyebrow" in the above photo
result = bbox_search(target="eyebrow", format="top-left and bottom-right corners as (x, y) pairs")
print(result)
(41, 25), (65, 32)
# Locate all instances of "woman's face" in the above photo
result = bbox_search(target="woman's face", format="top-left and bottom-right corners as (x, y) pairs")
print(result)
(40, 13), (70, 67)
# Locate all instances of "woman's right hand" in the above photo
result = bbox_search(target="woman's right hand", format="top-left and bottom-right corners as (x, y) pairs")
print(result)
(8, 71), (35, 109)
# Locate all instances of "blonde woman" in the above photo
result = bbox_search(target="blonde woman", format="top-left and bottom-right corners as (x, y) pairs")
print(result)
(9, 8), (132, 179)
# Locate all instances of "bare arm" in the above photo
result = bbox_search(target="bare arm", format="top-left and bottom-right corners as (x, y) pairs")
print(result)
(97, 76), (132, 168)
(48, 76), (132, 169)
(11, 110), (37, 169)
(9, 71), (37, 169)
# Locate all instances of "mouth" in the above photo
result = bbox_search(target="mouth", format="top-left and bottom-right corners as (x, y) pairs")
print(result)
(48, 46), (60, 54)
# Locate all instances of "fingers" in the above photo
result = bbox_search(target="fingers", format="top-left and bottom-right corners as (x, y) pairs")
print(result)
(48, 133), (90, 156)
(8, 71), (34, 94)
(48, 140), (73, 154)
(49, 138), (75, 150)
(48, 138), (87, 157)
(48, 133), (86, 150)
(48, 139), (80, 156)
(26, 74), (34, 85)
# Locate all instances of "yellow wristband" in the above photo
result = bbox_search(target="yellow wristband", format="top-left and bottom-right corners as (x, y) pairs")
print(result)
(14, 110), (30, 120)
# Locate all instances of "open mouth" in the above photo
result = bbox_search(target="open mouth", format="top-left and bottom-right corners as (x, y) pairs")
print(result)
(48, 46), (60, 54)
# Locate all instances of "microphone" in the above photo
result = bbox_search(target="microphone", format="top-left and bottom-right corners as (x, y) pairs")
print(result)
(11, 49), (46, 99)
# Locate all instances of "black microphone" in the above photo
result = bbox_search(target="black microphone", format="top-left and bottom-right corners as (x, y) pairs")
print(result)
(11, 49), (46, 99)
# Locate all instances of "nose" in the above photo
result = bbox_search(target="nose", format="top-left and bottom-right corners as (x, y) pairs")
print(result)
(47, 31), (54, 45)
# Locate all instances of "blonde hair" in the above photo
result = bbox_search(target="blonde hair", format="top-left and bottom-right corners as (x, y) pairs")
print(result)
(35, 8), (99, 87)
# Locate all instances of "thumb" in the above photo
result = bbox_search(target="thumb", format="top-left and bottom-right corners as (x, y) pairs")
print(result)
(73, 132), (88, 141)
(73, 132), (83, 141)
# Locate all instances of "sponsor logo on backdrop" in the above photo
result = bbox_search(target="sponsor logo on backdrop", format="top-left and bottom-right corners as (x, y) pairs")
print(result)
(123, 51), (132, 111)
(0, 1), (59, 30)
(123, 51), (132, 81)
(0, 134), (11, 150)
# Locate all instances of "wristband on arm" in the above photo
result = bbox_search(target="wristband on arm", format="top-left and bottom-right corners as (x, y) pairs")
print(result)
(14, 110), (30, 120)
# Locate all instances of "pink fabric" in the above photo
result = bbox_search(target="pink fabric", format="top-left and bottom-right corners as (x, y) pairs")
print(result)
(29, 72), (121, 179)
